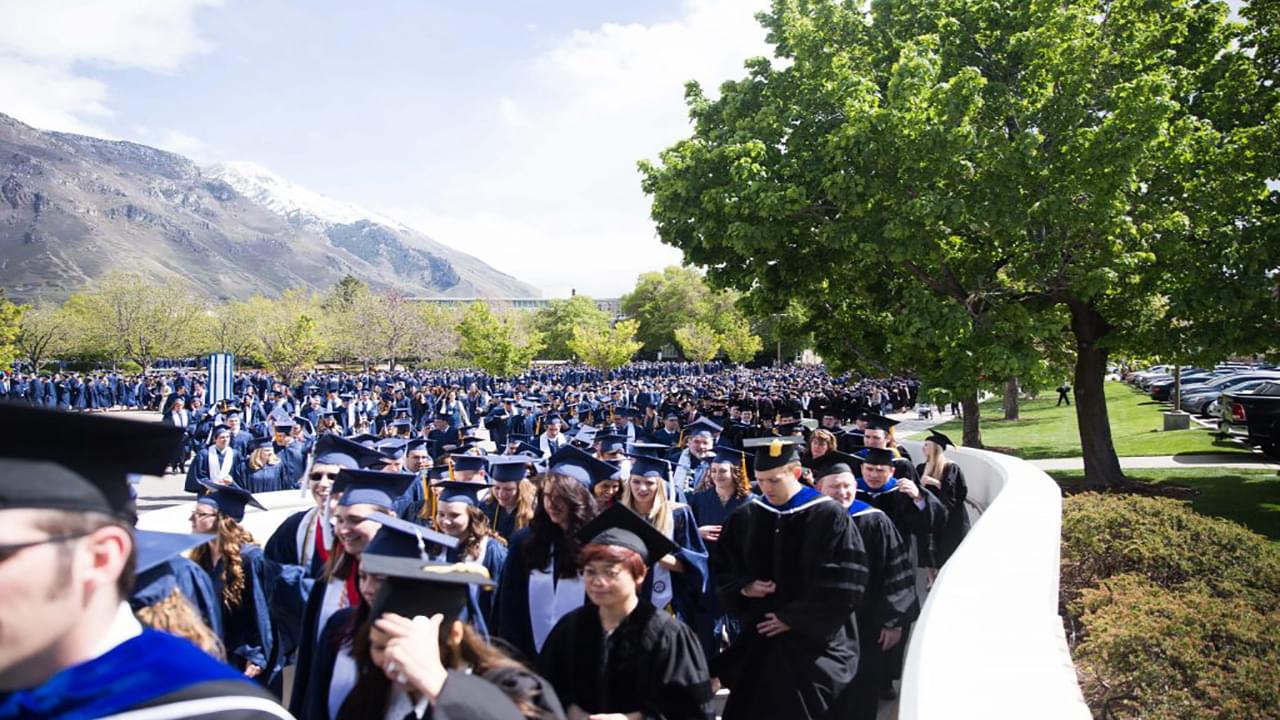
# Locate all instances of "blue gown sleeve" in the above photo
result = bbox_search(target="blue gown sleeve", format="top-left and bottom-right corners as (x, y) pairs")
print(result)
(479, 539), (509, 629)
(672, 505), (709, 595)
(227, 546), (275, 680)
(492, 529), (535, 662)
(171, 557), (224, 639)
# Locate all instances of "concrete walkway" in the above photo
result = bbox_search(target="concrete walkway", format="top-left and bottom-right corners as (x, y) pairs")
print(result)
(1030, 453), (1280, 472)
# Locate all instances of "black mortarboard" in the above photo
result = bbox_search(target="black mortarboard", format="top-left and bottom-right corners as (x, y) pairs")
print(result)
(434, 481), (489, 507)
(926, 431), (954, 449)
(711, 446), (745, 465)
(377, 437), (409, 461)
(742, 436), (804, 471)
(547, 445), (618, 488)
(595, 433), (627, 454)
(627, 440), (672, 459)
(575, 502), (679, 564)
(0, 403), (182, 520)
(487, 455), (534, 483)
(774, 421), (805, 436)
(448, 454), (488, 473)
(196, 481), (266, 522)
(809, 451), (861, 480)
(684, 417), (722, 438)
(134, 529), (213, 576)
(861, 447), (896, 466)
(333, 469), (416, 508)
(625, 454), (671, 482)
(364, 553), (494, 624)
(349, 433), (381, 446)
(427, 463), (451, 481)
(313, 434), (383, 470)
(249, 435), (273, 451)
(509, 441), (543, 458)
(862, 414), (900, 432)
(365, 511), (458, 559)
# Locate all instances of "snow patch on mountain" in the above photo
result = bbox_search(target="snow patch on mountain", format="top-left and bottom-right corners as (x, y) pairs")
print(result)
(205, 160), (410, 232)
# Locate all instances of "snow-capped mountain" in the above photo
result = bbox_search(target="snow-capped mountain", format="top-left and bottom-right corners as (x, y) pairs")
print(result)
(205, 161), (409, 232)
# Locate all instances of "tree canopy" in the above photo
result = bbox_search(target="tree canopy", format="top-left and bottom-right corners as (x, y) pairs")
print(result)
(533, 295), (612, 360)
(640, 0), (1280, 487)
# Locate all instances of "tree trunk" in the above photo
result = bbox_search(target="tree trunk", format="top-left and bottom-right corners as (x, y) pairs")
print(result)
(1068, 300), (1126, 490)
(961, 389), (983, 449)
(1003, 376), (1020, 420)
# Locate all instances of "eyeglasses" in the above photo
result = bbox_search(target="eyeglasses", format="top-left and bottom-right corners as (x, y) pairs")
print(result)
(0, 531), (93, 564)
(188, 511), (219, 521)
(308, 471), (338, 482)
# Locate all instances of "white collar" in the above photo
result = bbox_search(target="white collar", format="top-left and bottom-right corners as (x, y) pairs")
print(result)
(87, 602), (143, 662)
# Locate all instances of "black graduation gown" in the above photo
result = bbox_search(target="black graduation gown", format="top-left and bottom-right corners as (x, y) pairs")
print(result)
(537, 601), (715, 720)
(831, 503), (919, 720)
(712, 488), (868, 720)
(295, 607), (355, 720)
(492, 528), (583, 663)
(916, 461), (971, 565)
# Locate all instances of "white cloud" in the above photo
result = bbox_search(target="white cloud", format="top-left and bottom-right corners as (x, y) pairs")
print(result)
(0, 0), (217, 133)
(392, 0), (773, 296)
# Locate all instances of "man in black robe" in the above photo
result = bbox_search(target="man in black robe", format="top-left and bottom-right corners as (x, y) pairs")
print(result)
(712, 436), (869, 720)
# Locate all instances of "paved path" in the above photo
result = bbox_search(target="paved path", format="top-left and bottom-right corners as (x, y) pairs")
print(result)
(1030, 453), (1280, 472)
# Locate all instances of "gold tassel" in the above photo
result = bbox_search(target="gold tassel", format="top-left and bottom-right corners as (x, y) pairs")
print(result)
(677, 428), (685, 447)
(447, 456), (456, 482)
(740, 454), (749, 487)
(535, 417), (542, 436)
(417, 474), (438, 522)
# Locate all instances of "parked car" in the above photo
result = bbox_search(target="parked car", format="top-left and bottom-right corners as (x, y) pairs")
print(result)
(1179, 374), (1280, 415)
(1149, 371), (1217, 400)
(1219, 381), (1280, 456)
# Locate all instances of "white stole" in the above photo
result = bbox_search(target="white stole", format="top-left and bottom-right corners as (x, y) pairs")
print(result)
(528, 556), (584, 653)
(207, 446), (235, 484)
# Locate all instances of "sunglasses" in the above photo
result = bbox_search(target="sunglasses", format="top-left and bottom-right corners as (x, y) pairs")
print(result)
(0, 531), (93, 564)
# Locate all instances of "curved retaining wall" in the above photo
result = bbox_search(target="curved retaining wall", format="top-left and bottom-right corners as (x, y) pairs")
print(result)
(897, 440), (1089, 719)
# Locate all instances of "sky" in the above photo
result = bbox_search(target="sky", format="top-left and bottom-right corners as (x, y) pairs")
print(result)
(0, 0), (777, 298)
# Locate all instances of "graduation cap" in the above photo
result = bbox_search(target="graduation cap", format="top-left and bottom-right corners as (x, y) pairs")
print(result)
(196, 481), (266, 522)
(624, 454), (671, 482)
(809, 451), (862, 480)
(595, 433), (628, 454)
(683, 417), (723, 439)
(575, 502), (679, 564)
(365, 511), (458, 559)
(505, 433), (532, 446)
(627, 440), (672, 459)
(543, 413), (563, 426)
(447, 454), (489, 474)
(711, 446), (745, 466)
(488, 455), (534, 483)
(742, 436), (804, 472)
(294, 416), (316, 434)
(774, 421), (805, 436)
(614, 405), (641, 419)
(349, 433), (381, 447)
(434, 481), (489, 507)
(207, 424), (232, 444)
(377, 437), (410, 461)
(862, 414), (900, 432)
(248, 435), (274, 452)
(271, 416), (296, 432)
(333, 468), (416, 508)
(547, 445), (619, 488)
(363, 553), (494, 624)
(129, 530), (214, 611)
(926, 431), (954, 449)
(508, 441), (543, 458)
(426, 463), (451, 481)
(860, 447), (896, 467)
(313, 434), (384, 470)
(0, 403), (183, 521)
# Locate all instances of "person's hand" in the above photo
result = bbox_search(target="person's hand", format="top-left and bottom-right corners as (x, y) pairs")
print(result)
(920, 474), (941, 490)
(698, 525), (722, 543)
(243, 663), (262, 678)
(375, 612), (449, 701)
(740, 580), (776, 598)
(879, 626), (903, 652)
(658, 554), (684, 572)
(756, 612), (790, 637)
(897, 478), (921, 500)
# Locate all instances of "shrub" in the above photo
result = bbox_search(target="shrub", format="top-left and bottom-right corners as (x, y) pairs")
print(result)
(1072, 574), (1280, 720)
(1061, 493), (1280, 613)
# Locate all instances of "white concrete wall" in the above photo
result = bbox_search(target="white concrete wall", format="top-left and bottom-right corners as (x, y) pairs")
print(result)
(897, 441), (1089, 719)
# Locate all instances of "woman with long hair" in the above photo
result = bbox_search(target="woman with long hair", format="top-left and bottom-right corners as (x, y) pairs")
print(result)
(686, 446), (756, 656)
(241, 436), (295, 493)
(188, 482), (278, 689)
(538, 503), (714, 720)
(287, 468), (415, 718)
(618, 456), (708, 634)
(432, 482), (509, 627)
(917, 431), (970, 566)
(339, 554), (565, 720)
(130, 530), (226, 659)
(492, 447), (610, 661)
(481, 455), (538, 541)
(807, 428), (838, 464)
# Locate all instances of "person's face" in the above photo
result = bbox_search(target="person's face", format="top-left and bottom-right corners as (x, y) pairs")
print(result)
(861, 462), (894, 489)
(810, 438), (830, 458)
(923, 440), (940, 459)
(546, 423), (560, 437)
(688, 434), (713, 456)
(627, 475), (659, 506)
(492, 482), (519, 509)
(455, 469), (482, 483)
(405, 450), (429, 473)
(542, 489), (572, 529)
(0, 509), (121, 690)
(665, 418), (679, 430)
(435, 502), (471, 538)
(358, 569), (384, 607)
(189, 503), (219, 533)
(818, 473), (856, 509)
(592, 480), (619, 505)
(227, 417), (240, 431)
(308, 463), (340, 506)
(863, 429), (888, 449)
(333, 504), (384, 556)
(708, 462), (734, 487)
(582, 559), (640, 608)
(755, 465), (800, 506)
(213, 433), (230, 450)
(740, 411), (753, 424)
(613, 415), (627, 428)
(822, 415), (838, 428)
(369, 625), (391, 674)
(434, 418), (448, 430)
(274, 431), (291, 446)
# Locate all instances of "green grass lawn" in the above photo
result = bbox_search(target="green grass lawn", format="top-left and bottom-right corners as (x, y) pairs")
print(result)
(928, 381), (1256, 460)
(1048, 468), (1280, 542)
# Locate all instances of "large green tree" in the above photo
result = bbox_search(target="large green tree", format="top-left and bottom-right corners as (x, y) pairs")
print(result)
(533, 295), (612, 360)
(641, 0), (1279, 488)
(458, 302), (544, 377)
(62, 272), (204, 371)
(569, 319), (644, 371)
(0, 292), (24, 370)
(14, 302), (68, 373)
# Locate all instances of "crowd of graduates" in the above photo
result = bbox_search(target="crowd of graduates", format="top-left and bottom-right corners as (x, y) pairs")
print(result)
(0, 361), (970, 720)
